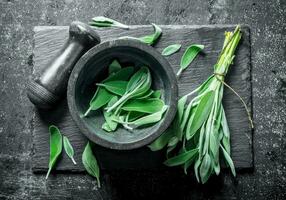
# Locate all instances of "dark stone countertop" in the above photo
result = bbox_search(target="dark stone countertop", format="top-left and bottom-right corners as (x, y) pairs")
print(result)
(0, 0), (285, 199)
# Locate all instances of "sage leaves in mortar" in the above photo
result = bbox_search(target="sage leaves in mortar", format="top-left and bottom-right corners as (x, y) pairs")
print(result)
(149, 26), (242, 184)
(177, 44), (204, 77)
(162, 44), (181, 56)
(90, 16), (129, 29)
(84, 60), (168, 132)
(82, 142), (101, 187)
(46, 125), (63, 179)
(120, 23), (162, 46)
(63, 136), (76, 165)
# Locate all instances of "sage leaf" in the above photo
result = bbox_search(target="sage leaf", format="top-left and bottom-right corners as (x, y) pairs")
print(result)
(46, 125), (63, 179)
(82, 142), (101, 187)
(106, 67), (151, 113)
(63, 136), (76, 165)
(162, 44), (181, 56)
(104, 67), (134, 82)
(124, 105), (168, 129)
(97, 81), (128, 96)
(151, 90), (161, 99)
(121, 98), (164, 113)
(90, 16), (129, 29)
(164, 148), (198, 167)
(136, 89), (153, 99)
(103, 97), (118, 132)
(148, 127), (174, 151)
(220, 144), (236, 177)
(126, 111), (146, 122)
(177, 44), (204, 76)
(194, 159), (201, 183)
(121, 23), (162, 45)
(108, 59), (121, 74)
(186, 90), (215, 140)
(199, 153), (212, 184)
(84, 88), (113, 117)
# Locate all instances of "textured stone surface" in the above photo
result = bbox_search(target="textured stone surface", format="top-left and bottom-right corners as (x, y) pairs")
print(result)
(0, 0), (285, 199)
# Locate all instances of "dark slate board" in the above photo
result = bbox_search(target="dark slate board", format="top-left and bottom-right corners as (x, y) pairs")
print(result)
(32, 25), (253, 172)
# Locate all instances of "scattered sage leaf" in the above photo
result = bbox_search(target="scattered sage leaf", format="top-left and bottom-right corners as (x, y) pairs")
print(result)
(162, 44), (181, 56)
(82, 142), (101, 187)
(46, 125), (63, 179)
(90, 16), (129, 29)
(63, 136), (76, 165)
(120, 23), (162, 45)
(177, 44), (204, 76)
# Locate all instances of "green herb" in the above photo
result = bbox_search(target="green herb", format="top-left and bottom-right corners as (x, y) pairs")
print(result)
(82, 142), (100, 187)
(97, 80), (128, 96)
(63, 136), (76, 165)
(161, 44), (181, 56)
(46, 125), (63, 179)
(108, 59), (122, 74)
(121, 98), (164, 113)
(117, 105), (168, 130)
(90, 16), (129, 29)
(151, 90), (162, 99)
(121, 24), (162, 45)
(83, 88), (113, 117)
(177, 44), (204, 77)
(102, 96), (119, 132)
(104, 66), (134, 82)
(106, 67), (151, 113)
(150, 26), (242, 184)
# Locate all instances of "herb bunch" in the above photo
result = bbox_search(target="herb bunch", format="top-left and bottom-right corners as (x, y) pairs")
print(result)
(84, 60), (168, 132)
(149, 26), (242, 183)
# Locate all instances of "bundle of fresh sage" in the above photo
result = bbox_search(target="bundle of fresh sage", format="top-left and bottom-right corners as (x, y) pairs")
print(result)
(149, 26), (243, 183)
(83, 60), (168, 132)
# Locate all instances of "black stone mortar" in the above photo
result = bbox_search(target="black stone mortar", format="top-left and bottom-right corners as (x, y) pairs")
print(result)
(67, 39), (178, 150)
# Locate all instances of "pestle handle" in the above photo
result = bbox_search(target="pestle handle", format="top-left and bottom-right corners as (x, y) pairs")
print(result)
(27, 21), (100, 109)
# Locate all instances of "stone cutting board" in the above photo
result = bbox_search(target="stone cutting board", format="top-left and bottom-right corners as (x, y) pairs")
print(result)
(32, 25), (253, 172)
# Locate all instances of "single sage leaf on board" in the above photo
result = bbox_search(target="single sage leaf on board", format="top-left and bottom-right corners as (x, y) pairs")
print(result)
(162, 44), (181, 56)
(164, 148), (198, 167)
(177, 44), (204, 76)
(90, 16), (129, 29)
(121, 98), (164, 114)
(108, 59), (121, 74)
(63, 136), (76, 165)
(120, 23), (162, 45)
(46, 125), (63, 179)
(97, 81), (128, 96)
(82, 142), (101, 187)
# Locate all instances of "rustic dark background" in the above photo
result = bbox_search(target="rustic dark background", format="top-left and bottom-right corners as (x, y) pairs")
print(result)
(0, 0), (285, 199)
